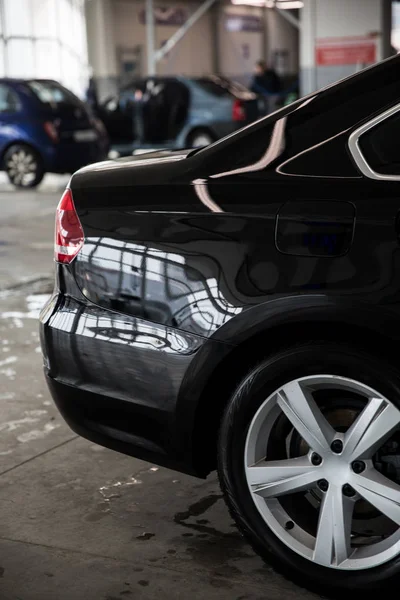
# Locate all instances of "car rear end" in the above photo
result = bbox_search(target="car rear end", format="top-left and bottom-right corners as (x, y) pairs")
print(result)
(25, 80), (109, 173)
(39, 152), (213, 475)
(189, 76), (260, 139)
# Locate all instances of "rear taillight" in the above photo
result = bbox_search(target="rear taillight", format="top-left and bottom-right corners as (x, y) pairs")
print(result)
(232, 99), (246, 122)
(44, 120), (59, 143)
(55, 189), (84, 264)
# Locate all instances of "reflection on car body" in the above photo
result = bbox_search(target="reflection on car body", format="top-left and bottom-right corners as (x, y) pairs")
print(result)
(74, 237), (242, 336)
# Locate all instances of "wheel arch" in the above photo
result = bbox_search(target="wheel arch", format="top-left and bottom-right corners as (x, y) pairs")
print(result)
(178, 297), (400, 477)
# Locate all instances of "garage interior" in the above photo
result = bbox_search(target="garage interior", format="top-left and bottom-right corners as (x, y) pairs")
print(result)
(0, 1), (399, 599)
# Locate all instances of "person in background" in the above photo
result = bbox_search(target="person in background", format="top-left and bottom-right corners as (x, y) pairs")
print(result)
(133, 88), (145, 146)
(250, 60), (282, 113)
(120, 86), (146, 146)
(86, 77), (99, 114)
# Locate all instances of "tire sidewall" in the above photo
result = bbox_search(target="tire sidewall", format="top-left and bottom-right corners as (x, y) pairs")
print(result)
(218, 343), (400, 595)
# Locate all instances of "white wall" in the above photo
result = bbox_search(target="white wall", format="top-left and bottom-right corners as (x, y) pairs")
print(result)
(301, 0), (391, 95)
(0, 0), (89, 98)
(218, 5), (263, 83)
(317, 0), (382, 41)
(113, 0), (213, 77)
(265, 8), (299, 75)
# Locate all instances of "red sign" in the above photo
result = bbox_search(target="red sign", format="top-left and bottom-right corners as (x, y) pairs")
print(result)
(316, 36), (377, 66)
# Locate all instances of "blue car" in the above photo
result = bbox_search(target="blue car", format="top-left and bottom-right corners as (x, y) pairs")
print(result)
(0, 78), (109, 188)
(98, 75), (261, 156)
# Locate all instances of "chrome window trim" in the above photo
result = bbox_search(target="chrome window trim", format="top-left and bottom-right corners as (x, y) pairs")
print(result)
(348, 101), (400, 181)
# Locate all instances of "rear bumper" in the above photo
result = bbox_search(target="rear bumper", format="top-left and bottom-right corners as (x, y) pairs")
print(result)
(44, 374), (194, 474)
(39, 289), (227, 476)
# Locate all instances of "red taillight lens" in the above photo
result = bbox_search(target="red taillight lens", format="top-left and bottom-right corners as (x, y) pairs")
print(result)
(232, 99), (246, 122)
(44, 120), (59, 143)
(55, 189), (84, 264)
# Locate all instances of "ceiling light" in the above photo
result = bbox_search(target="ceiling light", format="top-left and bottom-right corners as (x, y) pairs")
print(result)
(230, 0), (302, 7)
(231, 0), (274, 5)
(276, 1), (304, 8)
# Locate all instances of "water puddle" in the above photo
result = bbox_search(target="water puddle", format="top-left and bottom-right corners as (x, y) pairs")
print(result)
(0, 292), (51, 328)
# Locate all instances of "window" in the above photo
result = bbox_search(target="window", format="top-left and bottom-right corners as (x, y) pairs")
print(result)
(0, 84), (20, 113)
(358, 111), (400, 176)
(193, 78), (233, 98)
(27, 80), (82, 109)
(194, 76), (252, 99)
(214, 77), (250, 95)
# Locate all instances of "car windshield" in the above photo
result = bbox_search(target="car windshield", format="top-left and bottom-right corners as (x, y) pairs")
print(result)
(27, 80), (83, 109)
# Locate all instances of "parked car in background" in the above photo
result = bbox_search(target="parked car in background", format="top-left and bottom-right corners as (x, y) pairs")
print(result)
(97, 75), (260, 155)
(0, 79), (109, 188)
(41, 55), (400, 598)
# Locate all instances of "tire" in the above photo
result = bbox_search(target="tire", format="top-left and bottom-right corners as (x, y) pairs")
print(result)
(217, 342), (400, 598)
(4, 144), (44, 189)
(187, 129), (214, 148)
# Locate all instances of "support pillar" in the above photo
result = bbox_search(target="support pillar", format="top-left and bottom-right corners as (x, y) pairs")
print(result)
(381, 0), (393, 61)
(146, 0), (156, 76)
(85, 0), (118, 101)
(300, 0), (317, 96)
(210, 2), (221, 75)
(262, 4), (269, 64)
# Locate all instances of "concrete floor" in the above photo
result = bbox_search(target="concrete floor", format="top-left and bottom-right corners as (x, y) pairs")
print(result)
(0, 178), (320, 600)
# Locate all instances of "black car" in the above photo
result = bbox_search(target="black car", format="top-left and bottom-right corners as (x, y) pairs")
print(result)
(40, 54), (400, 597)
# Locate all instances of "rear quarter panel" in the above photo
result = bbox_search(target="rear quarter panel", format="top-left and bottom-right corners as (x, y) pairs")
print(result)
(70, 55), (400, 347)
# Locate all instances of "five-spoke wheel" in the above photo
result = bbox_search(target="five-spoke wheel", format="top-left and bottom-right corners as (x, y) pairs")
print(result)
(218, 343), (400, 596)
(245, 376), (400, 570)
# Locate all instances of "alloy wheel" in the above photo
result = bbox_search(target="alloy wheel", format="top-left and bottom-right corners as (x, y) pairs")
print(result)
(6, 149), (38, 187)
(190, 133), (213, 148)
(245, 375), (400, 570)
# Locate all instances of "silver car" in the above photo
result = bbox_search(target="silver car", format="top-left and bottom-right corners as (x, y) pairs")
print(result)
(98, 75), (262, 155)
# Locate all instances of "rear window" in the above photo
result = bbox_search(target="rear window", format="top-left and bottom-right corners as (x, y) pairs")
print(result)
(215, 77), (250, 94)
(194, 77), (253, 100)
(27, 80), (83, 109)
(194, 78), (233, 98)
(0, 84), (20, 113)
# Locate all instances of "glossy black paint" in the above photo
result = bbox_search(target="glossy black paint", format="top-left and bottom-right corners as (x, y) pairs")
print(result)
(41, 55), (400, 476)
